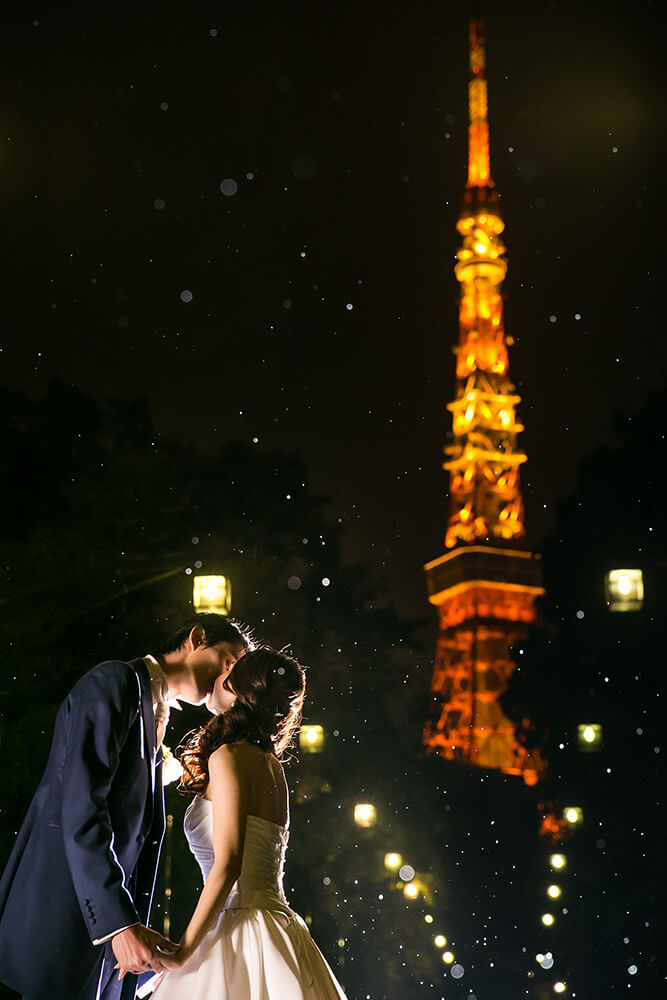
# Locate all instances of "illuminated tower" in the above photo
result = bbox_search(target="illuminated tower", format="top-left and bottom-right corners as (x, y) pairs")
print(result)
(423, 21), (545, 784)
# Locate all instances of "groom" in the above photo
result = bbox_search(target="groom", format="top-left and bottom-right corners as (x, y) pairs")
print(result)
(0, 613), (251, 1000)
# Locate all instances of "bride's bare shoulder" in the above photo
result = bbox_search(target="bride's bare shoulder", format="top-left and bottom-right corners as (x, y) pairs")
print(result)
(209, 741), (265, 770)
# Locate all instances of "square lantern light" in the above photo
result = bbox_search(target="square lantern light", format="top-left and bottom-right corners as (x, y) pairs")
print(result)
(354, 803), (377, 828)
(299, 725), (325, 753)
(577, 724), (602, 752)
(193, 575), (232, 616)
(605, 569), (644, 612)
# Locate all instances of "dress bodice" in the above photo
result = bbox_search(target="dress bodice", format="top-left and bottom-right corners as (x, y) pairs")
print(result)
(184, 796), (290, 911)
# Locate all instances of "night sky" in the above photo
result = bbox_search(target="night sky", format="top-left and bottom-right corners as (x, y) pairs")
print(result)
(1, 0), (664, 619)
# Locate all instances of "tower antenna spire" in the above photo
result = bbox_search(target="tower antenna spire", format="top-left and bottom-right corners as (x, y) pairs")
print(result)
(467, 19), (492, 189)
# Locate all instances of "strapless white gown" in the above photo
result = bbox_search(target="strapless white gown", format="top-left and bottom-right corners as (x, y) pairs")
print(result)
(149, 796), (347, 999)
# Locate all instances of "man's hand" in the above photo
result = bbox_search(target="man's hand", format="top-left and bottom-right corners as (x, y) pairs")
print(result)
(112, 924), (180, 978)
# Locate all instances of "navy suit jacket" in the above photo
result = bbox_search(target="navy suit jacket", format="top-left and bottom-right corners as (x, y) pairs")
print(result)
(0, 658), (165, 1000)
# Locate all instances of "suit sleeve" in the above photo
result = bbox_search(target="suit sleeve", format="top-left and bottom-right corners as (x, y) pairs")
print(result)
(61, 661), (142, 942)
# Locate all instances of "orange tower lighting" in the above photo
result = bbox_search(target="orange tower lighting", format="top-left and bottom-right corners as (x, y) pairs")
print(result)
(423, 21), (545, 785)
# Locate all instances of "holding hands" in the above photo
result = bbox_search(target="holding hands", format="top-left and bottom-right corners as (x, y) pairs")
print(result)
(112, 924), (180, 978)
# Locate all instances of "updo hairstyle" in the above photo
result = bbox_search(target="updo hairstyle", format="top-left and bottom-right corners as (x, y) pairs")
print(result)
(178, 647), (306, 794)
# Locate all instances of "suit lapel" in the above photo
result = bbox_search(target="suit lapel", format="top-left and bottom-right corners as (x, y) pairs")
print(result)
(130, 657), (157, 766)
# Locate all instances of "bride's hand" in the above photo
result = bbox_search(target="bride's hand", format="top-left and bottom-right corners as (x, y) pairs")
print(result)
(159, 945), (194, 971)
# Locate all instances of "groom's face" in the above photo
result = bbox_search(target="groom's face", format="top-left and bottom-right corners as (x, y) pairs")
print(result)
(188, 639), (246, 705)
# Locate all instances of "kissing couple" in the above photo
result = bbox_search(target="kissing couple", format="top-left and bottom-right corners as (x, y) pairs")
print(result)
(0, 613), (347, 1000)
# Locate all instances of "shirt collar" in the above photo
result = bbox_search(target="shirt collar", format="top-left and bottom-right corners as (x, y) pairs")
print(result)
(143, 654), (183, 710)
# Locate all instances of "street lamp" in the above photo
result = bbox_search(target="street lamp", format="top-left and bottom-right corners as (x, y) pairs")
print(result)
(605, 569), (644, 611)
(578, 723), (602, 751)
(299, 725), (325, 753)
(193, 574), (232, 615)
(354, 803), (377, 828)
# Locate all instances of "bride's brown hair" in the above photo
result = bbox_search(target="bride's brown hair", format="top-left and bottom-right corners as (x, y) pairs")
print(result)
(177, 648), (306, 794)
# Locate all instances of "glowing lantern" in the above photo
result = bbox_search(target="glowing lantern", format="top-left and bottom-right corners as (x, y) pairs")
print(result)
(442, 951), (455, 964)
(550, 854), (566, 870)
(434, 935), (447, 948)
(554, 983), (567, 994)
(605, 569), (644, 611)
(578, 723), (602, 751)
(354, 803), (376, 828)
(384, 852), (402, 870)
(299, 725), (325, 753)
(542, 913), (555, 926)
(193, 575), (231, 615)
(563, 807), (583, 826)
(547, 885), (561, 899)
(403, 882), (419, 899)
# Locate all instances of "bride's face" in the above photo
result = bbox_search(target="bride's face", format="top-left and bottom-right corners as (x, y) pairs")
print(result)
(208, 670), (237, 715)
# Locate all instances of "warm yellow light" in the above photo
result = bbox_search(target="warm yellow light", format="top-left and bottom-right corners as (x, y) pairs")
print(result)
(434, 935), (447, 948)
(550, 854), (566, 870)
(536, 953), (545, 964)
(554, 983), (567, 994)
(563, 807), (583, 825)
(404, 882), (419, 899)
(498, 409), (510, 427)
(424, 914), (434, 924)
(193, 575), (231, 615)
(473, 241), (487, 255)
(542, 913), (555, 926)
(547, 885), (561, 899)
(354, 803), (377, 828)
(442, 951), (455, 964)
(578, 723), (602, 750)
(299, 725), (325, 753)
(605, 569), (644, 611)
(384, 853), (402, 870)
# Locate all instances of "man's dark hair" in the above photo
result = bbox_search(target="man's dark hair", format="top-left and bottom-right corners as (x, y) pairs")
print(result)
(153, 614), (253, 656)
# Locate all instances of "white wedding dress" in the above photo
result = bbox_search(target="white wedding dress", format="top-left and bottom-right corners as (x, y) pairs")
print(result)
(148, 796), (347, 999)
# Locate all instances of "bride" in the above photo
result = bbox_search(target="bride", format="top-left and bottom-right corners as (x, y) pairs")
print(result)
(136, 647), (347, 999)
